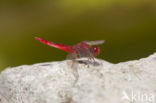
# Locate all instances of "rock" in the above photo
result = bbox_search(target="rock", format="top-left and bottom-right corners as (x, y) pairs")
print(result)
(0, 53), (156, 103)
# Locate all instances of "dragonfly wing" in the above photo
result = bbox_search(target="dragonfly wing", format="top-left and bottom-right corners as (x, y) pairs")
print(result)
(66, 52), (78, 59)
(75, 44), (95, 59)
(85, 40), (105, 45)
(35, 37), (73, 52)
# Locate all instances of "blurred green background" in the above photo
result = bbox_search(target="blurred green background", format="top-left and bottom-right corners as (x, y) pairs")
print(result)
(0, 0), (156, 71)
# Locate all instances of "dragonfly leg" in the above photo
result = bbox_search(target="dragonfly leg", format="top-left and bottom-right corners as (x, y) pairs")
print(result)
(88, 56), (95, 62)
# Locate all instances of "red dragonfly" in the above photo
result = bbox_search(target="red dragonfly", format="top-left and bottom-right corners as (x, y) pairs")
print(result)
(35, 37), (104, 60)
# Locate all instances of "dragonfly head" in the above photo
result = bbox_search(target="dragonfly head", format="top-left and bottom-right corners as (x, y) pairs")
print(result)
(92, 46), (100, 56)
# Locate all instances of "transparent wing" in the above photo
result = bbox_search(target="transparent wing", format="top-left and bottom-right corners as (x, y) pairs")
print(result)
(85, 40), (105, 45)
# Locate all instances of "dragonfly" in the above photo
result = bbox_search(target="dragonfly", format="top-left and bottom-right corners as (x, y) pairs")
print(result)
(35, 37), (104, 60)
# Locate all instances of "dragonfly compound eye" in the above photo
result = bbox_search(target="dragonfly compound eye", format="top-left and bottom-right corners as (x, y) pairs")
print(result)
(93, 46), (100, 56)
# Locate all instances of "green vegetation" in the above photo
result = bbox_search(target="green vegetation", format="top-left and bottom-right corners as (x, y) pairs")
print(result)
(0, 0), (156, 71)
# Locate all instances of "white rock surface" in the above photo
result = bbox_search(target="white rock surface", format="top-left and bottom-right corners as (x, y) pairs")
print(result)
(0, 53), (156, 103)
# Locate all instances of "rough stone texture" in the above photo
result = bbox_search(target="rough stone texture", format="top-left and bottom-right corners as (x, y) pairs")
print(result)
(0, 53), (156, 103)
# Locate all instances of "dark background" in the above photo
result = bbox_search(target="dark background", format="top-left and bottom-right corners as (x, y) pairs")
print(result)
(0, 0), (156, 71)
